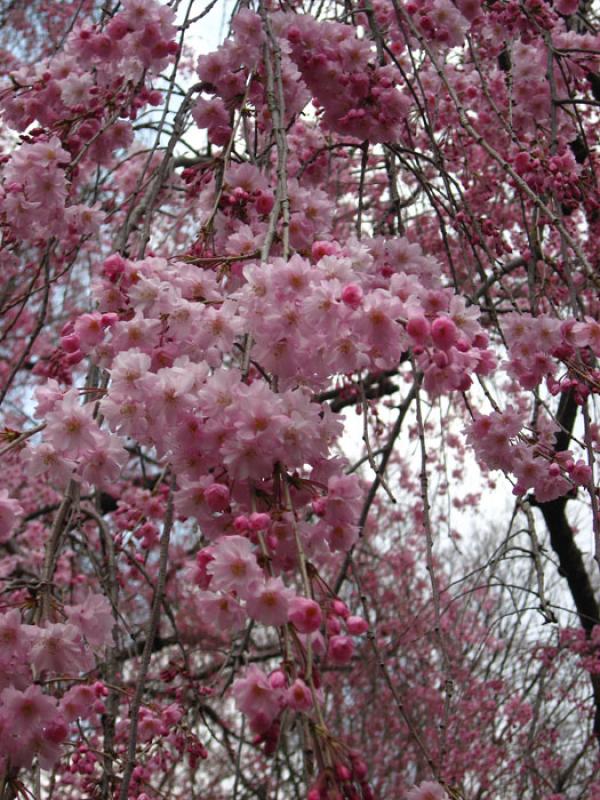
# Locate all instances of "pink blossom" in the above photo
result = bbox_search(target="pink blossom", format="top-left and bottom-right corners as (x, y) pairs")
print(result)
(0, 490), (23, 543)
(60, 684), (96, 721)
(431, 316), (458, 350)
(328, 635), (354, 665)
(406, 781), (448, 800)
(341, 283), (363, 309)
(45, 390), (99, 456)
(206, 535), (263, 599)
(25, 443), (78, 485)
(346, 616), (368, 635)
(204, 483), (230, 512)
(232, 665), (282, 732)
(289, 596), (322, 634)
(0, 685), (56, 738)
(246, 578), (294, 626)
(193, 590), (246, 633)
(29, 623), (94, 675)
(286, 678), (313, 711)
(0, 609), (30, 675)
(65, 593), (114, 647)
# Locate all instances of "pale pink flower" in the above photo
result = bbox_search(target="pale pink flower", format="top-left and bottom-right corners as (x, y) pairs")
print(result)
(26, 167), (67, 206)
(60, 73), (94, 107)
(406, 781), (448, 800)
(245, 578), (294, 627)
(65, 593), (114, 647)
(192, 96), (229, 130)
(0, 609), (30, 676)
(60, 684), (96, 721)
(0, 685), (56, 738)
(25, 443), (77, 485)
(29, 137), (70, 169)
(33, 721), (68, 769)
(232, 665), (282, 732)
(194, 591), (246, 633)
(206, 535), (262, 599)
(29, 623), (93, 675)
(0, 490), (23, 544)
(80, 436), (126, 490)
(73, 313), (105, 350)
(45, 390), (99, 455)
(33, 378), (64, 417)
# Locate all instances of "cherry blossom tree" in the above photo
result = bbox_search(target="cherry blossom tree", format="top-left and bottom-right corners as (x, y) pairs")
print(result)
(0, 0), (599, 798)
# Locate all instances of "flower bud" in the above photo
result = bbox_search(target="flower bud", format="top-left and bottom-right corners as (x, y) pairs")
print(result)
(346, 615), (368, 635)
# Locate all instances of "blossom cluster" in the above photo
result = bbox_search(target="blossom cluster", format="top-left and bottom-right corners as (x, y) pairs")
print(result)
(466, 406), (592, 501)
(0, 596), (112, 772)
(503, 311), (599, 400)
(193, 10), (410, 145)
(2, 228), (494, 769)
(0, 0), (177, 245)
(0, 0), (599, 794)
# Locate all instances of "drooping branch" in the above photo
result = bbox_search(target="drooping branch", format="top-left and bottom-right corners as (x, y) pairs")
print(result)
(532, 389), (600, 738)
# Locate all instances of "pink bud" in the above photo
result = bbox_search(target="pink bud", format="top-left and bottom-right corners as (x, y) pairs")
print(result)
(312, 240), (340, 260)
(205, 483), (230, 512)
(431, 317), (458, 350)
(351, 755), (368, 780)
(287, 26), (302, 44)
(106, 16), (130, 40)
(346, 615), (368, 635)
(328, 635), (354, 665)
(61, 333), (81, 353)
(65, 350), (84, 365)
(289, 597), (322, 633)
(312, 497), (327, 516)
(287, 678), (313, 711)
(249, 512), (270, 531)
(233, 515), (249, 533)
(269, 669), (287, 689)
(514, 152), (531, 174)
(555, 0), (579, 13)
(103, 253), (126, 278)
(341, 284), (363, 310)
(331, 599), (350, 618)
(44, 719), (68, 744)
(255, 191), (274, 215)
(433, 350), (449, 369)
(406, 315), (430, 343)
(335, 764), (352, 782)
(194, 550), (214, 590)
(326, 615), (342, 635)
(101, 312), (118, 327)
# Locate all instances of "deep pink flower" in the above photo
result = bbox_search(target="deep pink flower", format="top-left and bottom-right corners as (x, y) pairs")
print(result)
(289, 596), (322, 634)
